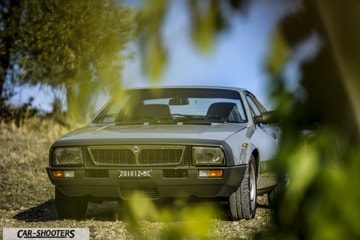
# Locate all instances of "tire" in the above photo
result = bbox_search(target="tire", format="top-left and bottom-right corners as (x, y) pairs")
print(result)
(55, 187), (88, 219)
(229, 156), (257, 220)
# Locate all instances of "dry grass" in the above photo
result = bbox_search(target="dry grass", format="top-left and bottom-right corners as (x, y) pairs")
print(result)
(0, 118), (68, 212)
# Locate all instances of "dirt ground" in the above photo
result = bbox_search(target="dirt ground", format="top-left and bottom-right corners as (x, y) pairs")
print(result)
(1, 197), (274, 239)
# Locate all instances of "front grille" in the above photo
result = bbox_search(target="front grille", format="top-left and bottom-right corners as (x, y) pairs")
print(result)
(139, 149), (183, 164)
(87, 145), (189, 166)
(89, 148), (135, 165)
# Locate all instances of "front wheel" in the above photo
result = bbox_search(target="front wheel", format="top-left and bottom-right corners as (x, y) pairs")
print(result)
(55, 187), (88, 219)
(229, 156), (257, 220)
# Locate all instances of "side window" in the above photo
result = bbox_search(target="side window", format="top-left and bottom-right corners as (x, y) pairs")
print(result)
(245, 94), (262, 117)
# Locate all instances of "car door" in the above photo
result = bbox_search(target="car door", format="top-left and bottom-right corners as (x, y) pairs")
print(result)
(244, 92), (280, 191)
(246, 93), (281, 144)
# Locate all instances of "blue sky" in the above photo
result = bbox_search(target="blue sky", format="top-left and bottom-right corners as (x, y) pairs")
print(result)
(10, 0), (301, 112)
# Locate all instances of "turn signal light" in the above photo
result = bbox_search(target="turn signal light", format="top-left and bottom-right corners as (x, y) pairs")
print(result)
(52, 170), (74, 178)
(198, 169), (223, 178)
(209, 170), (223, 177)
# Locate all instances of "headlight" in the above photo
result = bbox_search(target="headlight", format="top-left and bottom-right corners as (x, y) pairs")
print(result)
(52, 147), (83, 166)
(192, 147), (225, 165)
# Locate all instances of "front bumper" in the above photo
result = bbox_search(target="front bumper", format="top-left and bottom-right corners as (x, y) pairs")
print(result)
(46, 166), (247, 200)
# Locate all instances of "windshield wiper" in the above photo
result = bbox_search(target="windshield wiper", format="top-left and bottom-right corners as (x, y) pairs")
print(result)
(115, 114), (209, 125)
(115, 115), (175, 125)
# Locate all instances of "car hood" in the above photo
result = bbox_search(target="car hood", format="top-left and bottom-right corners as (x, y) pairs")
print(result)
(55, 123), (248, 145)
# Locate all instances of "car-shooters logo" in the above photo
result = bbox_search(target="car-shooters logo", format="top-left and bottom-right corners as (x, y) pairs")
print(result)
(3, 228), (89, 240)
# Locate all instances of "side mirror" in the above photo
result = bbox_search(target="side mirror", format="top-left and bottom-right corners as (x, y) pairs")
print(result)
(254, 111), (279, 124)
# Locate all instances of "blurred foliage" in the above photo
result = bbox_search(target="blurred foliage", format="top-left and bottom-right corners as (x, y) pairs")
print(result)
(120, 191), (220, 240)
(267, 0), (360, 239)
(136, 0), (168, 81)
(137, 0), (360, 239)
(188, 1), (219, 53)
(136, 0), (247, 81)
(0, 0), (135, 123)
(266, 30), (289, 77)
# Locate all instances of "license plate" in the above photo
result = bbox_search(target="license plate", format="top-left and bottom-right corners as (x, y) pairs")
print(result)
(118, 170), (152, 178)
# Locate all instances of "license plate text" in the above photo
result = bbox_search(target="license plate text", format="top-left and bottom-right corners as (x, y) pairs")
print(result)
(118, 170), (152, 178)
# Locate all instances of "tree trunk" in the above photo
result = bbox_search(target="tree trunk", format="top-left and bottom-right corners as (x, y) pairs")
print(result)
(0, 0), (21, 112)
(0, 65), (7, 104)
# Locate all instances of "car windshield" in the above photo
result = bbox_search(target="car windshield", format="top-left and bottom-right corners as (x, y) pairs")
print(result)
(92, 88), (248, 124)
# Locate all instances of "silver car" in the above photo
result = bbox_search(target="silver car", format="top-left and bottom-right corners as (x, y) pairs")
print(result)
(46, 86), (280, 220)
